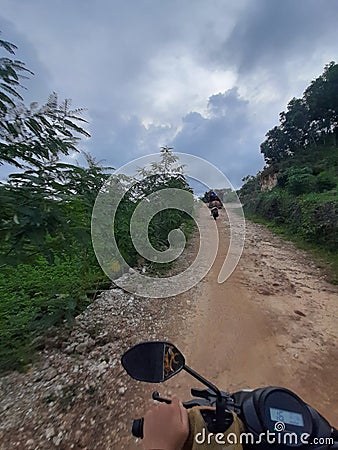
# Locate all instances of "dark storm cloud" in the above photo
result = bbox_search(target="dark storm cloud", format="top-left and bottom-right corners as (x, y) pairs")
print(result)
(172, 88), (264, 188)
(215, 0), (338, 74)
(84, 109), (176, 169)
(208, 88), (249, 122)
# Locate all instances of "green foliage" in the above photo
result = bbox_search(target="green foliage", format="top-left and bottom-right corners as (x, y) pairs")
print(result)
(0, 33), (89, 170)
(0, 33), (195, 373)
(0, 256), (107, 372)
(113, 150), (194, 270)
(284, 167), (317, 196)
(260, 62), (338, 164)
(316, 171), (337, 192)
(0, 34), (33, 111)
(275, 155), (337, 195)
(0, 145), (194, 373)
(0, 157), (111, 264)
(0, 34), (112, 373)
(0, 151), (112, 373)
(240, 143), (338, 282)
(242, 186), (338, 251)
(0, 93), (90, 169)
(114, 196), (138, 267)
(304, 62), (338, 140)
(238, 175), (261, 207)
(240, 60), (338, 281)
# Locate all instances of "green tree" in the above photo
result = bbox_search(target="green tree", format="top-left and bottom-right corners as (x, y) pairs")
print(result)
(303, 61), (338, 146)
(0, 35), (114, 372)
(260, 126), (291, 164)
(0, 34), (89, 170)
(279, 98), (310, 149)
(113, 149), (193, 268)
(0, 34), (98, 264)
(260, 62), (338, 166)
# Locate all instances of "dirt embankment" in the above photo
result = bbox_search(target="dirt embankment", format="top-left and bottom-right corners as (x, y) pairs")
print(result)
(0, 208), (337, 449)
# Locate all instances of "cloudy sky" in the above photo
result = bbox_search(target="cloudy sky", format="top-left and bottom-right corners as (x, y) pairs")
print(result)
(1, 0), (338, 188)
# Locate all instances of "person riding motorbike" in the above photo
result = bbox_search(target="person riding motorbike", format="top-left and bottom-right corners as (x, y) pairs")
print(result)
(211, 206), (219, 220)
(209, 191), (217, 202)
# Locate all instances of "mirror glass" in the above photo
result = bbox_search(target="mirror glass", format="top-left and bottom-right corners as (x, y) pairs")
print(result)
(121, 341), (185, 382)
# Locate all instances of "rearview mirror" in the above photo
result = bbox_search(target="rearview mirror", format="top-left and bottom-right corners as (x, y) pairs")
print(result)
(121, 341), (185, 382)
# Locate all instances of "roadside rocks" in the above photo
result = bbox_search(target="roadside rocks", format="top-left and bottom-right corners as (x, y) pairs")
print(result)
(43, 367), (58, 381)
(118, 387), (126, 396)
(0, 283), (187, 450)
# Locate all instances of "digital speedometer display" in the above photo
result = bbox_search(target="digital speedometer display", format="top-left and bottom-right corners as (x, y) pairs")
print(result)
(270, 408), (304, 427)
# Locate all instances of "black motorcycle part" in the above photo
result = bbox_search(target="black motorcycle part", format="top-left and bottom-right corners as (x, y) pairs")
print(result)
(240, 387), (332, 449)
(132, 417), (144, 438)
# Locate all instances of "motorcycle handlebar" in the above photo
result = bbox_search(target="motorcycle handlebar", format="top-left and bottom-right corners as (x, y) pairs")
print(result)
(131, 397), (198, 439)
(132, 418), (144, 438)
(131, 395), (213, 439)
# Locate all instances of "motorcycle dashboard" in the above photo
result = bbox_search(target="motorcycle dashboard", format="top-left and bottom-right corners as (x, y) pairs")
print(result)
(259, 388), (313, 437)
(269, 407), (304, 427)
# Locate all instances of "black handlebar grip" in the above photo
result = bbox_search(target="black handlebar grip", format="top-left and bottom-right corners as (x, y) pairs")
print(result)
(132, 418), (144, 438)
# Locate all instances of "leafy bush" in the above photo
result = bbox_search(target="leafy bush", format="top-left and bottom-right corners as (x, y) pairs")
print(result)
(0, 256), (107, 373)
(243, 187), (338, 252)
(0, 35), (196, 373)
(297, 196), (338, 247)
(316, 171), (337, 192)
(285, 167), (317, 195)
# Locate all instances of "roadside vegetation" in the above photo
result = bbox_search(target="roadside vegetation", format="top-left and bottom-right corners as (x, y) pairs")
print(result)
(239, 62), (338, 282)
(0, 35), (193, 373)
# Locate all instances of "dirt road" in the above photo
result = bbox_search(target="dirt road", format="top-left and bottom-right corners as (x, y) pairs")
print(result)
(161, 208), (338, 425)
(1, 207), (337, 449)
(123, 206), (337, 449)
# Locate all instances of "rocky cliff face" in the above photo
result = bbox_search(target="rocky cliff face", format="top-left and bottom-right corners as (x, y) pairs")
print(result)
(260, 172), (278, 191)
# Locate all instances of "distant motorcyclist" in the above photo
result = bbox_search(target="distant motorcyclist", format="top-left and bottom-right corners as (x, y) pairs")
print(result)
(211, 206), (219, 220)
(209, 190), (217, 202)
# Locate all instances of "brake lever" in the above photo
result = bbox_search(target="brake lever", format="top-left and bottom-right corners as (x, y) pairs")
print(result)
(191, 388), (215, 400)
(191, 388), (234, 404)
(152, 391), (213, 409)
(183, 398), (212, 409)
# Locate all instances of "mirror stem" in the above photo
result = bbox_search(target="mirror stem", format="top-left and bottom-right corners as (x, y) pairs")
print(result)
(183, 365), (222, 400)
(184, 365), (229, 433)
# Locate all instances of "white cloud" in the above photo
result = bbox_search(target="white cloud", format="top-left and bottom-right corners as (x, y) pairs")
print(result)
(139, 53), (237, 123)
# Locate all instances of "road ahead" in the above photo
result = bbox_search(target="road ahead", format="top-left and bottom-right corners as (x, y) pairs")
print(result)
(164, 209), (338, 424)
